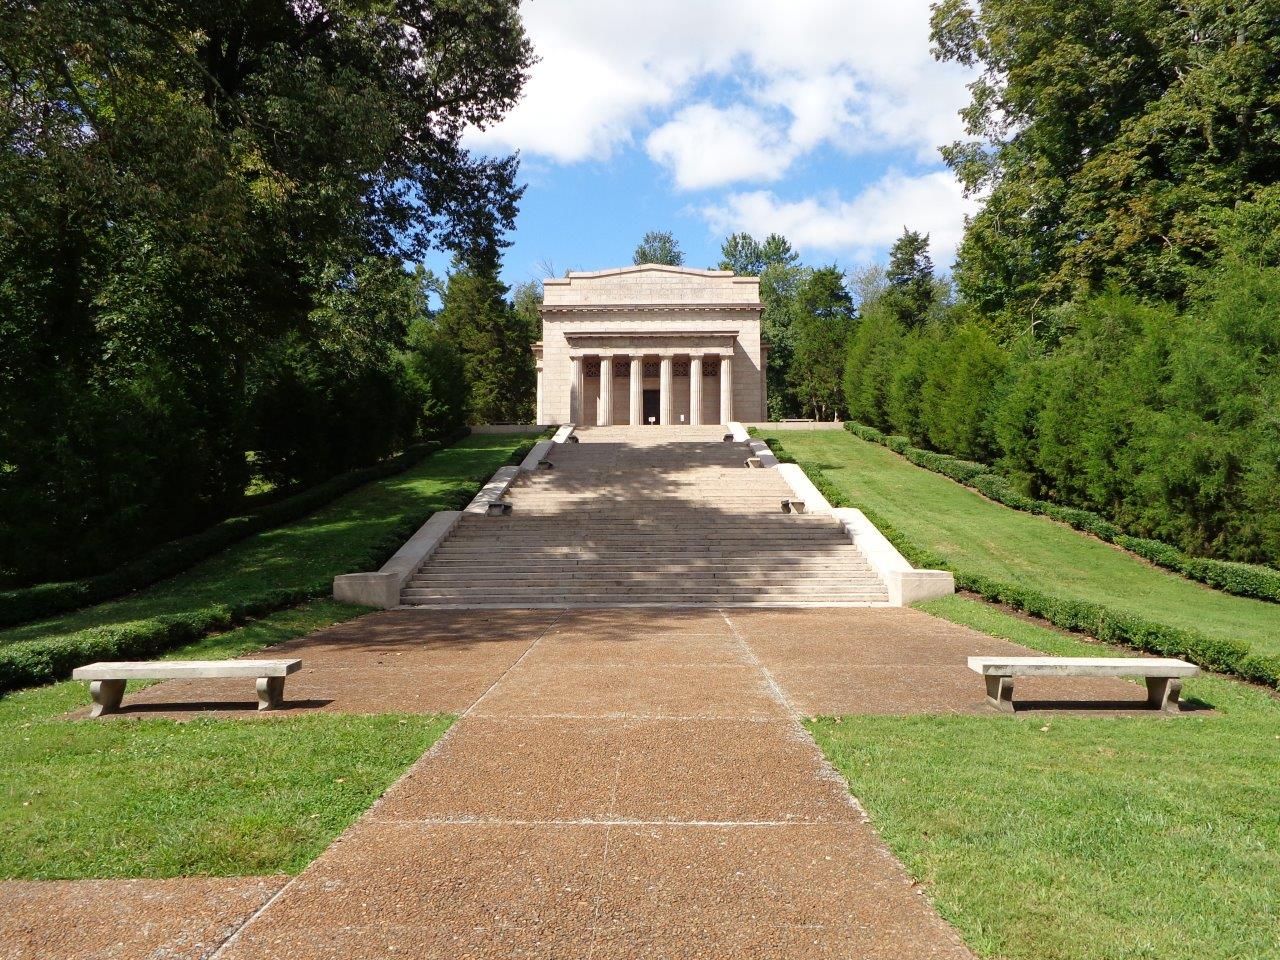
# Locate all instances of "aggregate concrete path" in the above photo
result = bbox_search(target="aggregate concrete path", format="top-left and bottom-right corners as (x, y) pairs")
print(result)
(211, 607), (979, 959)
(0, 876), (285, 960)
(99, 606), (1154, 719)
(31, 606), (1161, 958)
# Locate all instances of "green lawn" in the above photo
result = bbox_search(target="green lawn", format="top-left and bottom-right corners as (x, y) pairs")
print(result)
(0, 431), (538, 650)
(809, 595), (1280, 960)
(1, 601), (453, 879)
(776, 429), (1280, 661)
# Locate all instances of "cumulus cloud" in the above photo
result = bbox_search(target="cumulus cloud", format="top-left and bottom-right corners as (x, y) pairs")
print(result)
(698, 171), (980, 267)
(467, 0), (973, 183)
(644, 104), (796, 190)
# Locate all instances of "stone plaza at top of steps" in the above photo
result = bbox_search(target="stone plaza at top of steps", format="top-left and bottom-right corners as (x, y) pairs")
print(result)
(400, 425), (894, 609)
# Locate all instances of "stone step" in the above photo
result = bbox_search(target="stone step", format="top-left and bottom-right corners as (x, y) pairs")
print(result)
(420, 559), (874, 569)
(431, 551), (864, 561)
(408, 584), (885, 595)
(403, 601), (891, 609)
(409, 573), (882, 585)
(438, 538), (853, 548)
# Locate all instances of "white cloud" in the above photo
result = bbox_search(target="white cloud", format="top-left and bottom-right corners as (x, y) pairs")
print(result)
(467, 0), (973, 183)
(698, 171), (980, 267)
(644, 104), (795, 190)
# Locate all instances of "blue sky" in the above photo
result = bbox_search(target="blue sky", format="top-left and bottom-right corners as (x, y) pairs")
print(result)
(428, 1), (978, 289)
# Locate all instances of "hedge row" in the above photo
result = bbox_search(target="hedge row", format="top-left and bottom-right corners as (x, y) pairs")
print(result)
(0, 427), (471, 629)
(0, 432), (545, 696)
(0, 433), (545, 693)
(759, 434), (1280, 691)
(843, 422), (1280, 605)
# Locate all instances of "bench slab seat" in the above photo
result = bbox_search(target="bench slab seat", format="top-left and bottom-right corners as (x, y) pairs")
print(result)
(967, 656), (1199, 713)
(72, 660), (302, 717)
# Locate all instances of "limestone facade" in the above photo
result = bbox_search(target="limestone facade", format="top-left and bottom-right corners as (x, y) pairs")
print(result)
(535, 265), (767, 425)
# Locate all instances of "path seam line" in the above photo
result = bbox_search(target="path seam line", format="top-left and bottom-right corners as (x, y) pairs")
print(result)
(720, 609), (875, 824)
(208, 610), (565, 960)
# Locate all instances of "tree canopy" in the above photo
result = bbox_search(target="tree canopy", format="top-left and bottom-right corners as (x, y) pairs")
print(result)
(932, 0), (1280, 329)
(883, 229), (938, 328)
(0, 0), (534, 583)
(633, 230), (684, 266)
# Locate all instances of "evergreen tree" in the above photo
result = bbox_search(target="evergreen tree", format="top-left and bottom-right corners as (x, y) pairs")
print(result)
(437, 255), (536, 424)
(719, 232), (805, 418)
(633, 230), (684, 266)
(719, 233), (766, 275)
(788, 266), (857, 421)
(883, 229), (937, 328)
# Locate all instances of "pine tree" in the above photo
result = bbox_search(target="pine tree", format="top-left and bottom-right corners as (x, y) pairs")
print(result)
(788, 266), (857, 421)
(719, 233), (805, 418)
(437, 254), (536, 423)
(884, 229), (937, 328)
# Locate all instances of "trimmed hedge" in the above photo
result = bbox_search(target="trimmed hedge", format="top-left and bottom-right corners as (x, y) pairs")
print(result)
(843, 421), (1280, 605)
(0, 427), (471, 629)
(759, 433), (1280, 691)
(0, 432), (545, 692)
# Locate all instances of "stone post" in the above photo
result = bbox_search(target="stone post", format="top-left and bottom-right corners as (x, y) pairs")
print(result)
(689, 354), (703, 426)
(598, 355), (613, 426)
(570, 355), (583, 425)
(629, 356), (642, 426)
(720, 355), (733, 424)
(659, 356), (673, 425)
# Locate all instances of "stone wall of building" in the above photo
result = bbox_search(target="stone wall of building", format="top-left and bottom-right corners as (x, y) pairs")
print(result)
(537, 266), (765, 425)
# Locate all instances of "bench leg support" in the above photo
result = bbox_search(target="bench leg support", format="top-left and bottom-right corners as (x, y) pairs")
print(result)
(984, 674), (1015, 713)
(1145, 676), (1183, 713)
(89, 679), (126, 718)
(257, 676), (286, 711)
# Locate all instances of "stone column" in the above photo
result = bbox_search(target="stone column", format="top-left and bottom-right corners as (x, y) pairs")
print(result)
(659, 356), (673, 425)
(570, 355), (583, 425)
(719, 355), (733, 424)
(689, 354), (703, 426)
(629, 356), (642, 426)
(598, 355), (613, 426)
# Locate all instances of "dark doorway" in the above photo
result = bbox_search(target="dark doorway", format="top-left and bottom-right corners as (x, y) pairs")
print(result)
(642, 389), (660, 424)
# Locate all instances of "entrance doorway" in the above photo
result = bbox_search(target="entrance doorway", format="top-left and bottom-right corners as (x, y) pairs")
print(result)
(642, 389), (660, 424)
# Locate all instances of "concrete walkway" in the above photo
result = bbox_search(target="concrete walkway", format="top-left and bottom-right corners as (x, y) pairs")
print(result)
(14, 607), (1155, 958)
(211, 608), (981, 959)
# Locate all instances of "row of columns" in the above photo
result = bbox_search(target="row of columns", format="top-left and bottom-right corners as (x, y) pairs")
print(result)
(570, 354), (733, 426)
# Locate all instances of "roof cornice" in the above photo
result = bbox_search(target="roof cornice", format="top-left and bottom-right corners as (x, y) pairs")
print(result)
(540, 302), (761, 314)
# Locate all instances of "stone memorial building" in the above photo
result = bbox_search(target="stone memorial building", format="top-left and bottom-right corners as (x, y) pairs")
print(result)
(534, 264), (767, 425)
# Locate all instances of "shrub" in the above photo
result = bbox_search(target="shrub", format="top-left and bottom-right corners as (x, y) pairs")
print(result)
(918, 322), (1006, 461)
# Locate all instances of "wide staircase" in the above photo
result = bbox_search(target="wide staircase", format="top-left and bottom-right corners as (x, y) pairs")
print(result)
(401, 426), (890, 608)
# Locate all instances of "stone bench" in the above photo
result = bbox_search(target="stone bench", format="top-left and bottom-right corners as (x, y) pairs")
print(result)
(967, 656), (1199, 713)
(780, 498), (807, 514)
(72, 660), (302, 717)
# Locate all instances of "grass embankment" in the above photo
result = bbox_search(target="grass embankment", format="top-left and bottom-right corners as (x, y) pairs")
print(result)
(810, 595), (1280, 960)
(1, 602), (453, 879)
(0, 432), (541, 690)
(773, 429), (1280, 667)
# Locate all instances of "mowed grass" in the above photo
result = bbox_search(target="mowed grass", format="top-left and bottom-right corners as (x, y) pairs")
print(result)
(810, 596), (1280, 960)
(1, 602), (453, 879)
(0, 432), (538, 648)
(778, 429), (1280, 660)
